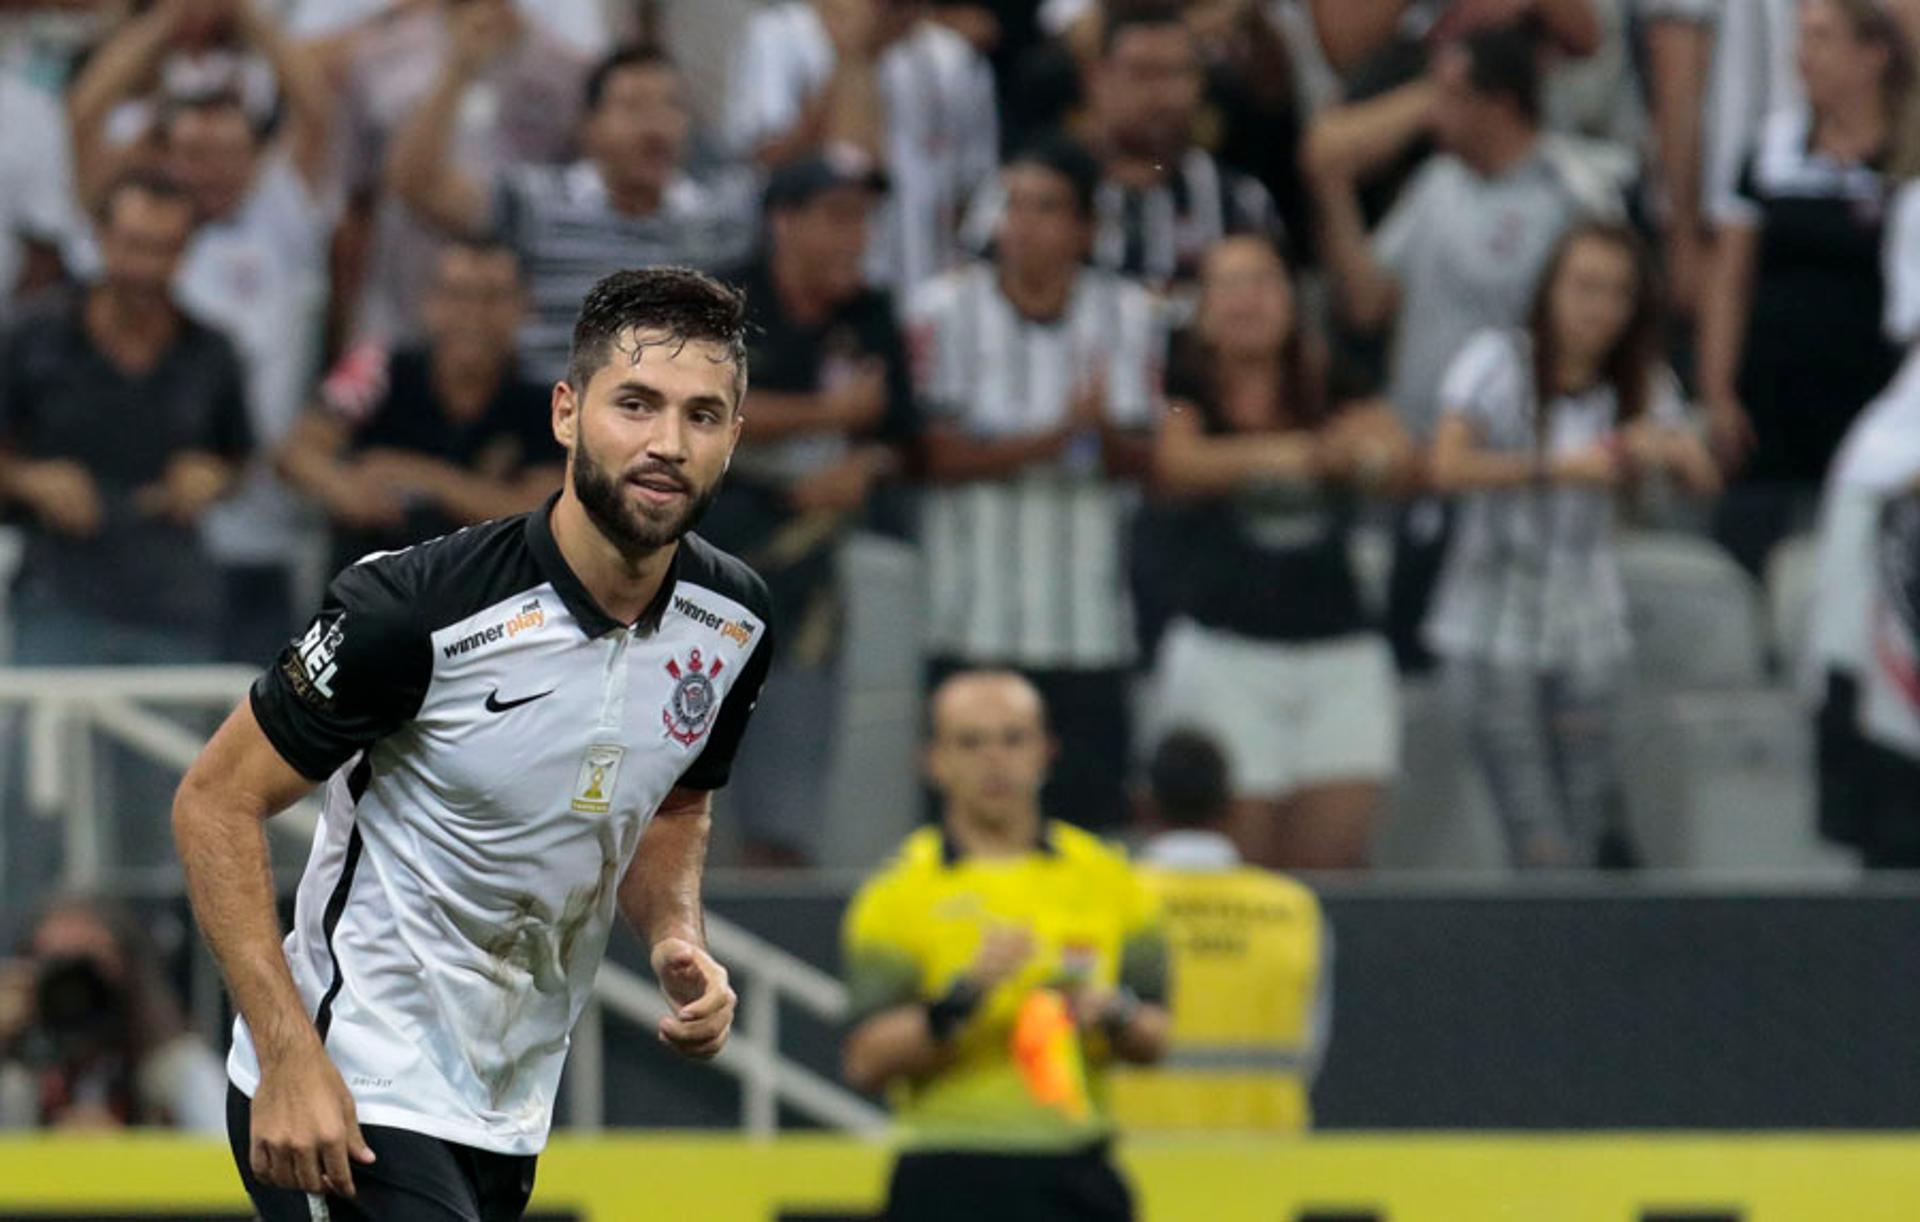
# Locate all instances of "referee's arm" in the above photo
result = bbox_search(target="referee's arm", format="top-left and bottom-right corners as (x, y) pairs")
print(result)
(173, 702), (375, 1198)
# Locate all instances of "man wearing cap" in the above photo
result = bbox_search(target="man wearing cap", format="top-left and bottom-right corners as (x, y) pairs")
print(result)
(709, 152), (915, 866)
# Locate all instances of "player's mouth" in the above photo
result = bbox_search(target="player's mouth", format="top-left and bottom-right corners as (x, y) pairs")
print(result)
(628, 473), (689, 507)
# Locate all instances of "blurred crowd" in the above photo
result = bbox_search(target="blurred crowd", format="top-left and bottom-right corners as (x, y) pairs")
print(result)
(6, 0), (1920, 874)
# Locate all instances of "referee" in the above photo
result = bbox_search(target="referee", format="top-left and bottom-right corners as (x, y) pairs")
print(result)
(172, 267), (773, 1220)
(842, 671), (1170, 1221)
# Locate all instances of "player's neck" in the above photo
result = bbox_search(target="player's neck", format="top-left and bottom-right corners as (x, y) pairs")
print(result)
(947, 808), (1043, 860)
(548, 491), (677, 627)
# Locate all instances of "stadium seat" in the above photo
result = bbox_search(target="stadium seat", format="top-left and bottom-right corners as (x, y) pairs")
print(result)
(1617, 531), (1766, 689)
(1765, 532), (1819, 680)
(817, 533), (927, 867)
(1618, 686), (1854, 877)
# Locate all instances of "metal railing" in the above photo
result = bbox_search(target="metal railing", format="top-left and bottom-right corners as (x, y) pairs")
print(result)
(0, 666), (885, 1135)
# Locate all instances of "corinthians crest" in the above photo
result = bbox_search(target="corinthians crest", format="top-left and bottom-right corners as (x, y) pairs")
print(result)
(663, 648), (725, 745)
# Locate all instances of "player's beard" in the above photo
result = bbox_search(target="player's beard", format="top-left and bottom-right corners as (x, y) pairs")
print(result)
(571, 433), (720, 556)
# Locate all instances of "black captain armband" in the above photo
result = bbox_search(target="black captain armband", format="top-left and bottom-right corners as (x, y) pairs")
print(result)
(925, 978), (984, 1043)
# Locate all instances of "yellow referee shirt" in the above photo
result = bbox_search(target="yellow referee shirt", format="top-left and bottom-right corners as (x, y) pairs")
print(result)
(842, 822), (1169, 1153)
(1107, 831), (1330, 1133)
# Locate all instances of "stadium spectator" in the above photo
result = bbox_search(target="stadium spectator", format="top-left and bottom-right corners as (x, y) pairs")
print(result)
(389, 39), (757, 382)
(1639, 0), (1718, 316)
(327, 0), (589, 345)
(727, 0), (999, 293)
(1108, 730), (1330, 1132)
(910, 137), (1163, 832)
(1856, 480), (1920, 867)
(276, 238), (559, 577)
(0, 168), (249, 665)
(708, 152), (913, 868)
(0, 896), (225, 1132)
(280, 0), (611, 55)
(1803, 178), (1920, 867)
(1140, 234), (1411, 871)
(1700, 0), (1799, 251)
(1306, 22), (1620, 670)
(1301, 0), (1602, 77)
(68, 0), (338, 666)
(0, 66), (77, 314)
(1699, 0), (1911, 579)
(1425, 222), (1718, 869)
(962, 2), (1283, 295)
(842, 670), (1169, 1221)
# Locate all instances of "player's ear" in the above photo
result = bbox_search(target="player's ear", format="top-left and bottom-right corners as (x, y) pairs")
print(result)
(553, 379), (579, 447)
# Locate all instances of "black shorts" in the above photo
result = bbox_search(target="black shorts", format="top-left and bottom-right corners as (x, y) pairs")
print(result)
(885, 1143), (1134, 1222)
(226, 1085), (537, 1222)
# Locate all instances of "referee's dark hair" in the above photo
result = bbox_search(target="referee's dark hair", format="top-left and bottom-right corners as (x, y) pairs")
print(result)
(1148, 730), (1232, 830)
(1458, 24), (1542, 125)
(566, 267), (749, 406)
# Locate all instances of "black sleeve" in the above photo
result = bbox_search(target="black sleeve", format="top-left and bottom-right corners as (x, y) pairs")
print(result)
(677, 619), (775, 791)
(250, 556), (433, 781)
(871, 299), (919, 447)
(203, 336), (254, 461)
(0, 318), (28, 445)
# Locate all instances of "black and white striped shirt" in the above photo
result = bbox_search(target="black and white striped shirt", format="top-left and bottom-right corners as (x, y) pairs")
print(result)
(961, 147), (1282, 293)
(907, 262), (1164, 668)
(727, 4), (1000, 293)
(492, 161), (759, 382)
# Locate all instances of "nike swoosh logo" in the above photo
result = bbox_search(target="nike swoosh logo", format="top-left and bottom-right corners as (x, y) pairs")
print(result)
(485, 688), (554, 713)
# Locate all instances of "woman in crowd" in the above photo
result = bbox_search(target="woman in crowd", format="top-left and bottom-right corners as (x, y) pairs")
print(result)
(1146, 233), (1414, 870)
(1426, 221), (1718, 869)
(1698, 0), (1911, 577)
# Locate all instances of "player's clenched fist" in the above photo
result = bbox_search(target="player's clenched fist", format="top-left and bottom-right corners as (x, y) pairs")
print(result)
(652, 937), (737, 1060)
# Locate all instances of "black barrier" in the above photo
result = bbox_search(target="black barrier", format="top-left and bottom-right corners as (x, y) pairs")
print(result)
(127, 882), (1920, 1131)
(648, 882), (1920, 1131)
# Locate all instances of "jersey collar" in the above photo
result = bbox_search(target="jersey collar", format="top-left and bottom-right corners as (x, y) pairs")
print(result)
(526, 494), (680, 639)
(939, 820), (1059, 867)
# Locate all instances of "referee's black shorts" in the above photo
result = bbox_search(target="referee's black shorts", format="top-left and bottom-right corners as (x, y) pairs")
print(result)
(227, 1085), (537, 1221)
(885, 1142), (1134, 1221)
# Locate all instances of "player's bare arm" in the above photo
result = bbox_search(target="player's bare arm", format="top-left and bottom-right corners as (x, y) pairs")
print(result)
(173, 702), (375, 1198)
(619, 785), (737, 1060)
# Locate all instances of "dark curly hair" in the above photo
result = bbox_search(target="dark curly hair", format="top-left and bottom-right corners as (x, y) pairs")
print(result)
(565, 266), (749, 406)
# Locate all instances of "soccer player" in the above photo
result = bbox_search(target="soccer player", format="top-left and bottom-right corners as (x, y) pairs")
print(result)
(841, 670), (1170, 1221)
(172, 267), (773, 1220)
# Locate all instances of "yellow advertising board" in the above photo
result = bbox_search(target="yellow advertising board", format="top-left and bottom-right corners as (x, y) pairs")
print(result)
(1, 1133), (1916, 1220)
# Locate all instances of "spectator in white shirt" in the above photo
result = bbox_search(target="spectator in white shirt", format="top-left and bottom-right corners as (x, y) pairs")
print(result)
(0, 69), (76, 314)
(1426, 222), (1717, 868)
(728, 0), (999, 293)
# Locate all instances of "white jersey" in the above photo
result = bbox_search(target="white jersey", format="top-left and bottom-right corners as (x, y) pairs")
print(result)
(229, 502), (772, 1154)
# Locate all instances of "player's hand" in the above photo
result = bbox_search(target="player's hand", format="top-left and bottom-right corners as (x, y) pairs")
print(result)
(13, 459), (104, 537)
(652, 938), (736, 1060)
(963, 926), (1035, 991)
(251, 1041), (376, 1198)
